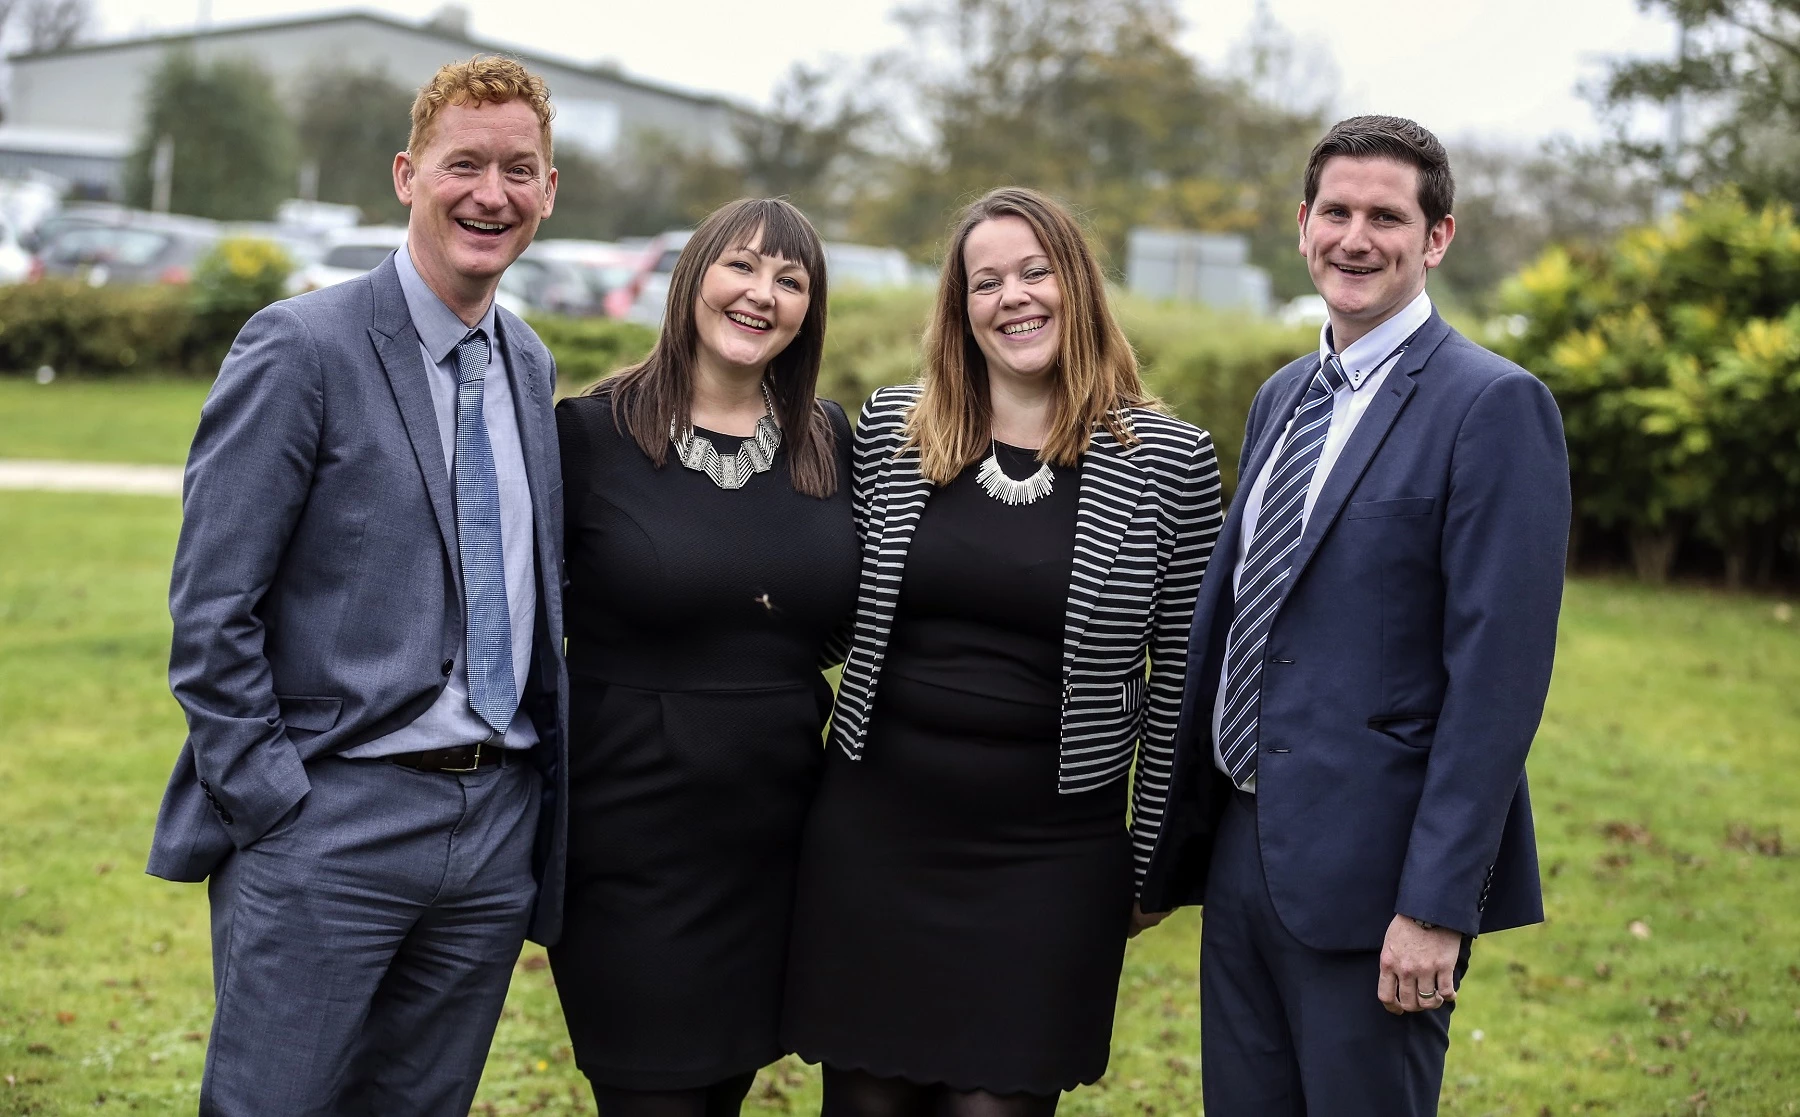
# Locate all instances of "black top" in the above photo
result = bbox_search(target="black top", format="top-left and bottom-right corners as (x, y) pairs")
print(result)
(885, 441), (1079, 708)
(556, 392), (858, 690)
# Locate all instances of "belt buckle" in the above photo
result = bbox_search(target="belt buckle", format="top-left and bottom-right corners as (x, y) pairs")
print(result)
(443, 738), (484, 774)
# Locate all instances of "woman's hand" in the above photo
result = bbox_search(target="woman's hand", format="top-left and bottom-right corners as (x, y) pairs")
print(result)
(1128, 903), (1171, 938)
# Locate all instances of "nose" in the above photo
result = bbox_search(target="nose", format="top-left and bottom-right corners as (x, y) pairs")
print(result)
(743, 271), (776, 307)
(1339, 215), (1375, 255)
(999, 273), (1031, 307)
(471, 164), (507, 209)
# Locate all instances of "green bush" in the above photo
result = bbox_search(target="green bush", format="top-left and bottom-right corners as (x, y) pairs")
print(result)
(1500, 189), (1800, 585)
(189, 237), (295, 363)
(0, 280), (196, 376)
(522, 314), (658, 392)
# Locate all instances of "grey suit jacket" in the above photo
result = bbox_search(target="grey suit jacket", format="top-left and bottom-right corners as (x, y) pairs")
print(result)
(146, 256), (570, 945)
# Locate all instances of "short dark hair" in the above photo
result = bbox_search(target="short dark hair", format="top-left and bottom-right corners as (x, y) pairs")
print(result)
(1303, 115), (1454, 229)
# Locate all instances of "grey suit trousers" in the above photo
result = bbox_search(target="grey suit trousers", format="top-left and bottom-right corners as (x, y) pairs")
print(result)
(200, 755), (541, 1116)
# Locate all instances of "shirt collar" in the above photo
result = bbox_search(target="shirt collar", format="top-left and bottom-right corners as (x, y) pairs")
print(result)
(395, 242), (500, 367)
(1317, 286), (1434, 391)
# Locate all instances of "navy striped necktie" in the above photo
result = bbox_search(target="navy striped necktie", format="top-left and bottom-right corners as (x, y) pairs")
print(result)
(452, 329), (517, 736)
(1216, 353), (1351, 786)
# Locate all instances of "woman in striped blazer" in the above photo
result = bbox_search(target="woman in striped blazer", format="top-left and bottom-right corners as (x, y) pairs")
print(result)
(782, 188), (1223, 1116)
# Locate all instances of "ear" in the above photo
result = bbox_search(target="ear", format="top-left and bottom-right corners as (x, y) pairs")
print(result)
(540, 165), (558, 220)
(1423, 213), (1456, 270)
(1296, 201), (1310, 256)
(393, 151), (415, 207)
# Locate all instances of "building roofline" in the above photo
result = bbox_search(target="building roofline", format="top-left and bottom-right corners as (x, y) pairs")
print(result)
(7, 7), (747, 113)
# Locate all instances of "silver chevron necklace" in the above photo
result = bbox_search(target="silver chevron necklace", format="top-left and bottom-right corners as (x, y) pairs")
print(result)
(976, 439), (1055, 506)
(671, 380), (782, 490)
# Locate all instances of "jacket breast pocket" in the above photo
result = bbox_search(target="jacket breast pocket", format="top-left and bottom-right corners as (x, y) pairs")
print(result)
(1345, 497), (1435, 519)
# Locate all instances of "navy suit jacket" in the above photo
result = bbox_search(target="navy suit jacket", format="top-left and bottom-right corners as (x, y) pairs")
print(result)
(1140, 311), (1569, 950)
(146, 256), (570, 945)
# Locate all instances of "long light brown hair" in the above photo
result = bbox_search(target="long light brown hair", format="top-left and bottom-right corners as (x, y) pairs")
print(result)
(908, 186), (1156, 485)
(593, 198), (838, 498)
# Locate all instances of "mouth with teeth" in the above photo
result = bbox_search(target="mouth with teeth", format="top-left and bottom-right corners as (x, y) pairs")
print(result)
(1331, 262), (1382, 277)
(457, 218), (511, 238)
(726, 310), (773, 333)
(1001, 316), (1049, 337)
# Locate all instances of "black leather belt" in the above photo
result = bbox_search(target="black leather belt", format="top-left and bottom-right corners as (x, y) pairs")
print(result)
(384, 740), (514, 773)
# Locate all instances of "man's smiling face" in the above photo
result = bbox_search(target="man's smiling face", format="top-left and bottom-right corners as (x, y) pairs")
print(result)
(395, 97), (556, 311)
(1298, 155), (1452, 349)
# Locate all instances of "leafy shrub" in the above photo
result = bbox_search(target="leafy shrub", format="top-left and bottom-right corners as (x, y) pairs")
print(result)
(1501, 189), (1800, 585)
(189, 237), (295, 362)
(0, 280), (196, 375)
(524, 315), (659, 393)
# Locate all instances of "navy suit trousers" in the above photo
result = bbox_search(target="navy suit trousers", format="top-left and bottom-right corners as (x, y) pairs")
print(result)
(200, 755), (540, 1116)
(1201, 790), (1470, 1116)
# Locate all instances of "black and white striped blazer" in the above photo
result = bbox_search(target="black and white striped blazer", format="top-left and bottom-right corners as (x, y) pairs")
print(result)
(829, 383), (1224, 888)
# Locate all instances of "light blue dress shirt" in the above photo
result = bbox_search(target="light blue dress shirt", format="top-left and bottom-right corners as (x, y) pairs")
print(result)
(343, 244), (539, 756)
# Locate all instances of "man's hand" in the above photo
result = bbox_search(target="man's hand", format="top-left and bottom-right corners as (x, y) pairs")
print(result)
(1377, 914), (1461, 1015)
(1129, 903), (1171, 939)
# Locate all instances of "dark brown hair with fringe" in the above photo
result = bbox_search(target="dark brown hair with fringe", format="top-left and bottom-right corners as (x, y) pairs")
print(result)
(589, 198), (839, 498)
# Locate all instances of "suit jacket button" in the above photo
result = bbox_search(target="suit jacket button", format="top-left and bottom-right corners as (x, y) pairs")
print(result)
(441, 659), (455, 676)
(219, 809), (234, 825)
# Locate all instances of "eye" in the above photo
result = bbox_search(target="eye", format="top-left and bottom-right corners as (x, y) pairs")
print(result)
(1024, 266), (1051, 282)
(971, 278), (1000, 293)
(779, 275), (804, 292)
(726, 259), (753, 273)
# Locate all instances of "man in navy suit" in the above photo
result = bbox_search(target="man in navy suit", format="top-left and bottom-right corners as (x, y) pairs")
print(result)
(1140, 116), (1570, 1114)
(148, 56), (566, 1114)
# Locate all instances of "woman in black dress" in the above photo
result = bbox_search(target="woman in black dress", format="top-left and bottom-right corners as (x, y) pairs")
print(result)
(782, 188), (1224, 1115)
(550, 198), (857, 1117)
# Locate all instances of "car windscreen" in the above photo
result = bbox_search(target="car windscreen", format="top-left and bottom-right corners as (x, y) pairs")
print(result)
(45, 227), (172, 267)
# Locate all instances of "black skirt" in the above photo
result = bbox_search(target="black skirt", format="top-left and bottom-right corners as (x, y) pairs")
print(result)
(781, 672), (1134, 1095)
(550, 677), (831, 1089)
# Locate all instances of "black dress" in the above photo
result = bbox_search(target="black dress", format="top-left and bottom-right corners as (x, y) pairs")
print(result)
(782, 442), (1134, 1095)
(549, 393), (858, 1090)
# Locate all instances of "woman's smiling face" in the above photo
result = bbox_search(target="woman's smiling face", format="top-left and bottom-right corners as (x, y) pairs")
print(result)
(964, 215), (1062, 385)
(693, 226), (811, 378)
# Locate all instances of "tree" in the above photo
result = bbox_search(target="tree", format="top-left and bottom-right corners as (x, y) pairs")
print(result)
(20, 0), (90, 51)
(1595, 0), (1800, 206)
(123, 52), (297, 222)
(296, 67), (414, 224)
(846, 0), (1323, 277)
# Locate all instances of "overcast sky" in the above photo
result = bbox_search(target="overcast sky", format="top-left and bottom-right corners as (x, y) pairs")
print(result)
(93, 0), (1681, 147)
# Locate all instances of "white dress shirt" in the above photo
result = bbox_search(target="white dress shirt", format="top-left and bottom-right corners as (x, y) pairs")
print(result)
(1211, 287), (1434, 790)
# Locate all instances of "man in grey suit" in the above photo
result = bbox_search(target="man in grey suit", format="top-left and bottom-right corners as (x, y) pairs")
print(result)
(147, 56), (566, 1114)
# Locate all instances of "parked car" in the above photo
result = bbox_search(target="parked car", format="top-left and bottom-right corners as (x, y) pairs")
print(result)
(286, 224), (536, 315)
(0, 215), (33, 285)
(285, 225), (409, 295)
(527, 239), (645, 315)
(622, 229), (694, 325)
(34, 216), (220, 285)
(823, 242), (913, 288)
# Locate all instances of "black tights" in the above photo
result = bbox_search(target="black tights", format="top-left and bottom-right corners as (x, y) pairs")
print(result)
(821, 1067), (1059, 1117)
(590, 1071), (758, 1117)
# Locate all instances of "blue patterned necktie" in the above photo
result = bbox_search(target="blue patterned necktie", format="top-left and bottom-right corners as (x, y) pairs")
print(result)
(453, 329), (517, 736)
(1216, 353), (1352, 786)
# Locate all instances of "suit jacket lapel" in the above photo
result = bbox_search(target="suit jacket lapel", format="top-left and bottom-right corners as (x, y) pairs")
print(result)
(368, 260), (458, 577)
(1278, 314), (1450, 600)
(1064, 423), (1145, 673)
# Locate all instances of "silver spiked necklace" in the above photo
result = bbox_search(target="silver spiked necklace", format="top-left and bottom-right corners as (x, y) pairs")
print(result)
(976, 440), (1055, 506)
(671, 380), (782, 490)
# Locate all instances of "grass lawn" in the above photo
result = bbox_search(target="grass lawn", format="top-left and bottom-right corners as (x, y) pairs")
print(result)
(0, 379), (210, 467)
(3, 380), (1798, 1114)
